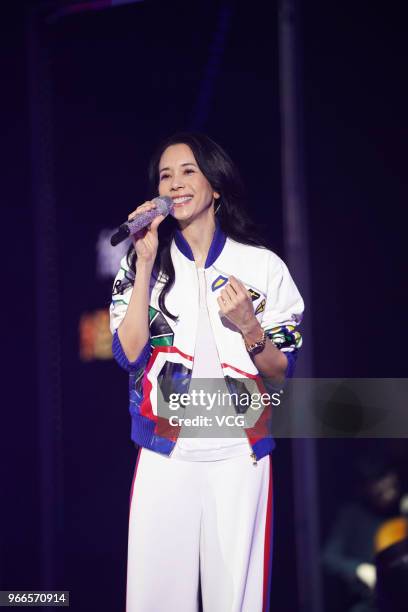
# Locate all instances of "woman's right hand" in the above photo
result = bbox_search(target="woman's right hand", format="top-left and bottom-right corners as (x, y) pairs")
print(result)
(128, 200), (166, 267)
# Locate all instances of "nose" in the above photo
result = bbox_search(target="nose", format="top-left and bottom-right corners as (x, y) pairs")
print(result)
(169, 172), (185, 191)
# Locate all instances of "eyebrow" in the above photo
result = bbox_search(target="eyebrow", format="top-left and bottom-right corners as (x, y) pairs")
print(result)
(159, 162), (198, 173)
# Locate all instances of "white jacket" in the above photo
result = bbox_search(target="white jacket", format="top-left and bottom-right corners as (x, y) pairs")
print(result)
(110, 222), (304, 460)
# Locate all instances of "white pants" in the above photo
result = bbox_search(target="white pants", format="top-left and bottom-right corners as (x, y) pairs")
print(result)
(126, 448), (274, 612)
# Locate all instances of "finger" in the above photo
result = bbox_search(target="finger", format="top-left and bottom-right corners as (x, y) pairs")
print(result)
(131, 227), (148, 242)
(228, 276), (246, 296)
(128, 209), (152, 221)
(128, 200), (157, 220)
(149, 214), (166, 232)
(226, 281), (238, 295)
(223, 284), (238, 302)
(217, 296), (227, 310)
(220, 288), (233, 305)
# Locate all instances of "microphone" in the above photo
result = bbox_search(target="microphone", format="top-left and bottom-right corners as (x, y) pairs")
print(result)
(110, 196), (174, 246)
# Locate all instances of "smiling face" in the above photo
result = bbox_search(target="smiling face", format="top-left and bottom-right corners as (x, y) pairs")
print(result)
(158, 143), (220, 225)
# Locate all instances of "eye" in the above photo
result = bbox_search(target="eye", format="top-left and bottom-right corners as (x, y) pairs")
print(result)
(184, 168), (195, 174)
(159, 173), (170, 181)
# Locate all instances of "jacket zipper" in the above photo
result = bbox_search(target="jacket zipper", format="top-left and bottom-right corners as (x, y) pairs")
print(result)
(203, 267), (258, 466)
(250, 452), (258, 465)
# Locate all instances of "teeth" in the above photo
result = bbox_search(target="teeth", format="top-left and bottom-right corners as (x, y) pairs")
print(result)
(173, 196), (192, 204)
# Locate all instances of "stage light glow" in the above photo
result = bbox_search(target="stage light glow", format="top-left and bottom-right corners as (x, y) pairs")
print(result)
(79, 309), (112, 361)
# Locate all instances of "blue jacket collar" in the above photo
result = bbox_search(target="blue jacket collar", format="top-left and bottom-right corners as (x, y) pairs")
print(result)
(174, 220), (227, 268)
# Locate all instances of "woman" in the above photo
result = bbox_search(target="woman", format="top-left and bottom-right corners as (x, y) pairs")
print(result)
(110, 132), (304, 612)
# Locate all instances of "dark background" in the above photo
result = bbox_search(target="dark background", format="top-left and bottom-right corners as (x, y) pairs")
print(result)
(2, 1), (407, 611)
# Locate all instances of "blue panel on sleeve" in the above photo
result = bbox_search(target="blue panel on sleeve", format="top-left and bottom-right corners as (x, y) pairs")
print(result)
(112, 330), (151, 373)
(284, 350), (298, 379)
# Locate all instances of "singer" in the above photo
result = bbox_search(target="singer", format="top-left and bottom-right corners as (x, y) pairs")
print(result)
(109, 132), (304, 612)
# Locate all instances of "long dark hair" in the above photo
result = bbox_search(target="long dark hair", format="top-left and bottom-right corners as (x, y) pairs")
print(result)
(128, 132), (271, 322)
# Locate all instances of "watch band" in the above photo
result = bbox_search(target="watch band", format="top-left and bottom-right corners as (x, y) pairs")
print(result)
(244, 329), (267, 355)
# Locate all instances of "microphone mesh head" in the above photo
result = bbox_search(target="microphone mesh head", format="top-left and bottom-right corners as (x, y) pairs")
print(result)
(125, 196), (175, 235)
(152, 195), (174, 215)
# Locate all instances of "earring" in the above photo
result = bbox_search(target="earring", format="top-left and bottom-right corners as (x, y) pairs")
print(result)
(215, 202), (221, 215)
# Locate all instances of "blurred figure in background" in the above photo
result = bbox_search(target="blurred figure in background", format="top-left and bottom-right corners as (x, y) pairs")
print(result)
(322, 455), (403, 612)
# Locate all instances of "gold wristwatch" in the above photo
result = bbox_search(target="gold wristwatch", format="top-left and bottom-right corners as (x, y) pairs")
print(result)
(244, 329), (266, 355)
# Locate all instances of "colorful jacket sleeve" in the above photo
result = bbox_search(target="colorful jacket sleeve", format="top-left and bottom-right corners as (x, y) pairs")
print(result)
(109, 254), (152, 373)
(260, 253), (304, 380)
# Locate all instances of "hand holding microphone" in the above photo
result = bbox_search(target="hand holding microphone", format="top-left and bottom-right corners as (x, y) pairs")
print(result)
(110, 195), (174, 266)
